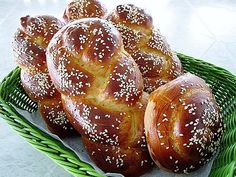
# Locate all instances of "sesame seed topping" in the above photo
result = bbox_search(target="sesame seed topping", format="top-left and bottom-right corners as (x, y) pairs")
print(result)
(64, 0), (106, 21)
(116, 4), (148, 25)
(107, 4), (182, 93)
(148, 29), (172, 57)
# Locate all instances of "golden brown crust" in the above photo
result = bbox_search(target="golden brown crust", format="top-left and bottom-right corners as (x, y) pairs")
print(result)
(62, 2), (180, 93)
(104, 54), (143, 105)
(144, 73), (223, 173)
(47, 18), (153, 176)
(13, 15), (76, 137)
(13, 15), (64, 72)
(62, 94), (148, 148)
(83, 137), (153, 177)
(63, 0), (107, 22)
(111, 4), (153, 29)
(106, 4), (183, 93)
(39, 99), (75, 137)
(20, 70), (60, 101)
(13, 29), (47, 72)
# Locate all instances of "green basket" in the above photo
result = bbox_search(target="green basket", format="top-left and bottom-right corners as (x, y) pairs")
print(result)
(0, 53), (235, 177)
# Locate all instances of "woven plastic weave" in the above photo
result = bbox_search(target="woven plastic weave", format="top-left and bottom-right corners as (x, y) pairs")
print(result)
(0, 53), (235, 177)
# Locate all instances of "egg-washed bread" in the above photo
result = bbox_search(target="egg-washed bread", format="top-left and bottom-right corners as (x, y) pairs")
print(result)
(63, 0), (183, 93)
(106, 4), (183, 93)
(63, 0), (107, 22)
(144, 73), (223, 173)
(13, 15), (76, 137)
(46, 18), (153, 176)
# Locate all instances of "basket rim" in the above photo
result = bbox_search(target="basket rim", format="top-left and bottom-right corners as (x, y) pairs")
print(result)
(0, 53), (236, 177)
(177, 53), (236, 81)
(0, 67), (105, 177)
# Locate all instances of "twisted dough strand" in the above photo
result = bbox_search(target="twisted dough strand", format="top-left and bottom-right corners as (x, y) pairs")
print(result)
(13, 15), (75, 137)
(63, 1), (182, 93)
(63, 0), (107, 22)
(106, 4), (183, 93)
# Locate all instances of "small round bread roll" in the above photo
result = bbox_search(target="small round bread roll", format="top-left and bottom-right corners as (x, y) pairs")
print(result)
(144, 73), (223, 173)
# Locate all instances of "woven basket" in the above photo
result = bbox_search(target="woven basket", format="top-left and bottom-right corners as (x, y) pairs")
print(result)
(0, 53), (235, 177)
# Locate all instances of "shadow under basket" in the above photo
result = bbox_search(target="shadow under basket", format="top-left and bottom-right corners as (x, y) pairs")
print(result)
(0, 53), (236, 177)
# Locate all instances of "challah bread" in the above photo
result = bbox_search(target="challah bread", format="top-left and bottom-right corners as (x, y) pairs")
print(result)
(144, 73), (223, 173)
(46, 18), (153, 176)
(106, 4), (182, 93)
(63, 0), (107, 22)
(13, 15), (76, 137)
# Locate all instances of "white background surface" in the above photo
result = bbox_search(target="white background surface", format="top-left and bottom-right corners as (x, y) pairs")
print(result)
(0, 0), (236, 176)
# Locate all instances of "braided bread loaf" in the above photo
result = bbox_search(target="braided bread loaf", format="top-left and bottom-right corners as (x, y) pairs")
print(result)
(145, 73), (223, 173)
(46, 18), (153, 176)
(63, 1), (182, 93)
(106, 4), (182, 93)
(13, 15), (76, 137)
(63, 0), (107, 22)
